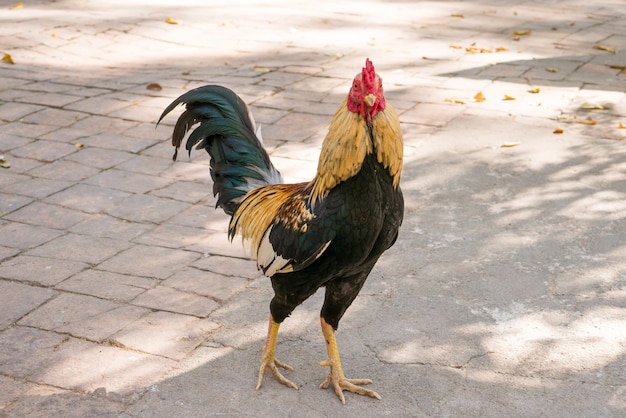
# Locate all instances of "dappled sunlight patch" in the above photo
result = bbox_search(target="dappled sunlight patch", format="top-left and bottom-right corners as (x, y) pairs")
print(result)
(465, 369), (558, 389)
(552, 260), (626, 299)
(111, 311), (219, 360)
(558, 190), (626, 221)
(38, 337), (175, 395)
(478, 231), (540, 255)
(473, 305), (626, 375)
(489, 176), (625, 223)
(489, 185), (581, 221)
(378, 341), (458, 366)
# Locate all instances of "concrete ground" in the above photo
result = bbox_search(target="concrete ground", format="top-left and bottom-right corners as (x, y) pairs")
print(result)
(1, 0), (625, 416)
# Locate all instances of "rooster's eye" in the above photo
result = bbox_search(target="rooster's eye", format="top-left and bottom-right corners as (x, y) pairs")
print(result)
(353, 83), (358, 90)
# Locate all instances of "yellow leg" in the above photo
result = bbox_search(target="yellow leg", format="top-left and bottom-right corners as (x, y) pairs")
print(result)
(319, 317), (381, 404)
(256, 314), (298, 390)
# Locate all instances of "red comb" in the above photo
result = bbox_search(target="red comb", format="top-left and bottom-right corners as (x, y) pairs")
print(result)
(362, 58), (376, 93)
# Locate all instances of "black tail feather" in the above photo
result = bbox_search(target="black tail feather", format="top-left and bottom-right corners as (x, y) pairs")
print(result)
(158, 85), (283, 215)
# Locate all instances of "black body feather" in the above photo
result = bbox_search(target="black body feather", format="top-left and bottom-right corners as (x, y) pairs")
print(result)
(268, 154), (403, 328)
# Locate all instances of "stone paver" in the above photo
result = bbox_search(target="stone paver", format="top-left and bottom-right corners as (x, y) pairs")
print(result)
(1, 0), (625, 416)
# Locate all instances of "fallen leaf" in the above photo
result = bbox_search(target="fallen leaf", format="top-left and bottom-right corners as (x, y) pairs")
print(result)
(74, 143), (84, 148)
(495, 47), (509, 52)
(553, 128), (564, 134)
(474, 92), (486, 102)
(449, 45), (463, 49)
(9, 2), (23, 9)
(513, 30), (532, 36)
(576, 119), (597, 125)
(527, 88), (541, 94)
(444, 98), (465, 105)
(146, 82), (162, 91)
(466, 47), (492, 54)
(618, 123), (625, 129)
(165, 17), (180, 25)
(450, 14), (464, 18)
(51, 32), (56, 37)
(579, 102), (608, 110)
(2, 53), (15, 64)
(0, 157), (10, 169)
(545, 67), (559, 73)
(593, 44), (616, 53)
(253, 66), (271, 73)
(501, 142), (520, 147)
(503, 95), (516, 101)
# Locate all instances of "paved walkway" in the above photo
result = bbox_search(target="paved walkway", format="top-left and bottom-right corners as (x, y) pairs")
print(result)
(1, 0), (625, 416)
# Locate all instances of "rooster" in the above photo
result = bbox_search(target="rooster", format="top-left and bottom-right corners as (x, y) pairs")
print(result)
(159, 59), (403, 404)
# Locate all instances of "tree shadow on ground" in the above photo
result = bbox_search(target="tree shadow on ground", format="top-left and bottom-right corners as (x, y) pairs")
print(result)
(1, 0), (625, 415)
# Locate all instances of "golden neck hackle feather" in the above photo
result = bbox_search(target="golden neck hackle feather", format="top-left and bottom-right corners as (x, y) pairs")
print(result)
(310, 99), (403, 205)
(229, 99), (403, 257)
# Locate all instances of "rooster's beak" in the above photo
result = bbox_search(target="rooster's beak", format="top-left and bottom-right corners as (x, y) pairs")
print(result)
(364, 94), (376, 107)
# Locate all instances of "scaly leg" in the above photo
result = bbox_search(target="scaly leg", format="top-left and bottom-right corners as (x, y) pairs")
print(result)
(319, 317), (381, 404)
(256, 314), (298, 390)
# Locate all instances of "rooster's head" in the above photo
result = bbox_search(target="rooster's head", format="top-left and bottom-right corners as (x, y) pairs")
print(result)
(347, 58), (386, 123)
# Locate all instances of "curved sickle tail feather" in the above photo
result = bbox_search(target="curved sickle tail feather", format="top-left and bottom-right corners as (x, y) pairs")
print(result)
(158, 85), (283, 215)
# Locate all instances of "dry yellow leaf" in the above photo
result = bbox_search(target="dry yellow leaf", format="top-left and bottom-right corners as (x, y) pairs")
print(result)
(450, 14), (464, 18)
(0, 157), (9, 169)
(576, 119), (597, 125)
(253, 66), (271, 73)
(474, 92), (486, 102)
(51, 32), (56, 37)
(579, 102), (607, 110)
(449, 45), (463, 49)
(74, 143), (84, 148)
(503, 95), (516, 101)
(546, 67), (559, 73)
(501, 142), (520, 147)
(618, 123), (625, 129)
(165, 17), (180, 25)
(495, 47), (509, 52)
(513, 30), (532, 36)
(593, 44), (616, 53)
(527, 88), (541, 94)
(466, 47), (492, 54)
(9, 2), (23, 9)
(2, 53), (14, 64)
(444, 98), (465, 105)
(553, 128), (564, 134)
